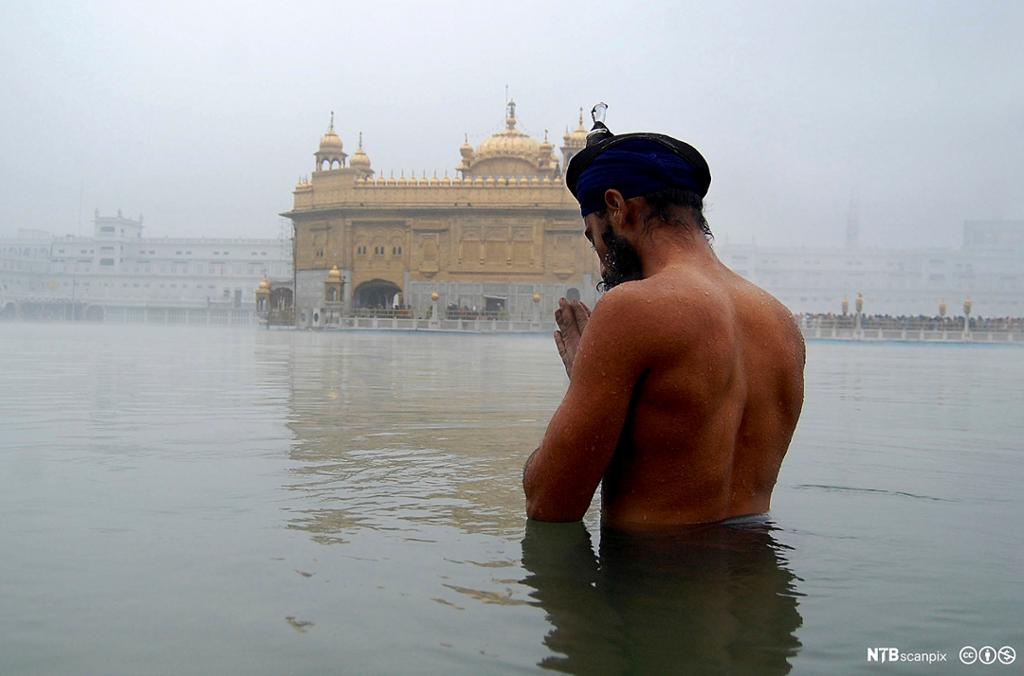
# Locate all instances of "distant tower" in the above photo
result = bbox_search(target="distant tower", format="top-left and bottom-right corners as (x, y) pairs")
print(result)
(846, 193), (860, 249)
(561, 107), (588, 170)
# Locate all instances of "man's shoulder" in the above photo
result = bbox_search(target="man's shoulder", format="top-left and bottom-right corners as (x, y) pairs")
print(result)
(590, 275), (721, 348)
(607, 271), (729, 317)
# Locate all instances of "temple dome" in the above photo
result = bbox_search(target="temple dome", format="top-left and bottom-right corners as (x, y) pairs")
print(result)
(476, 122), (540, 162)
(320, 128), (343, 150)
(350, 132), (372, 172)
(460, 101), (557, 179)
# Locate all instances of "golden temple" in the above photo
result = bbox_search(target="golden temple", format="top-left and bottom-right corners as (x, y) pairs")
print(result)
(282, 103), (599, 327)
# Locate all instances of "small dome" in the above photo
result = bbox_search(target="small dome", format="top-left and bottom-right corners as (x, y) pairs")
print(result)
(350, 132), (371, 170)
(328, 265), (341, 280)
(539, 128), (553, 152)
(320, 129), (342, 150)
(319, 112), (343, 151)
(258, 278), (270, 290)
(563, 107), (588, 147)
(460, 133), (474, 158)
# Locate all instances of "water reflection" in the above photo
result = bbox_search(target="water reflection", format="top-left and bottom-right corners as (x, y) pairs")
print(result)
(522, 520), (803, 674)
(282, 334), (565, 539)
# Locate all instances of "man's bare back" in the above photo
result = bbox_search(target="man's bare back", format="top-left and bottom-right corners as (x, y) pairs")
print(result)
(523, 193), (805, 528)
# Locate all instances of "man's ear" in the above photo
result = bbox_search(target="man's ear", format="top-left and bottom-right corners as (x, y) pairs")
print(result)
(604, 189), (641, 233)
(603, 189), (626, 228)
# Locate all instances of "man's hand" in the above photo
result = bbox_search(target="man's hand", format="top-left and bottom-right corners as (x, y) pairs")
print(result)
(554, 298), (591, 378)
(526, 286), (646, 521)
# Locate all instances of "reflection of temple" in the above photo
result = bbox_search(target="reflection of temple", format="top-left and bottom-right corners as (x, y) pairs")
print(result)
(283, 104), (599, 328)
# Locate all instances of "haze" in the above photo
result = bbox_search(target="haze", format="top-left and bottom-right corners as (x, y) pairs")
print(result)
(1, 0), (1021, 247)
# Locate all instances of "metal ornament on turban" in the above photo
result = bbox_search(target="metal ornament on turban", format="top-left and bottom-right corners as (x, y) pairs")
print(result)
(566, 103), (712, 217)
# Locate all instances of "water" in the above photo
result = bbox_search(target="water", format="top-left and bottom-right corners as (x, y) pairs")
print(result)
(1, 323), (1021, 675)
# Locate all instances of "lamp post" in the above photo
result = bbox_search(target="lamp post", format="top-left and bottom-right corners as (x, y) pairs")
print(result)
(963, 297), (972, 340)
(255, 278), (271, 327)
(323, 265), (343, 326)
(854, 291), (864, 339)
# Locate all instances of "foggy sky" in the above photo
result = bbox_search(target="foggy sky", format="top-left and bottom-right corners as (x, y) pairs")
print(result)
(1, 0), (1021, 248)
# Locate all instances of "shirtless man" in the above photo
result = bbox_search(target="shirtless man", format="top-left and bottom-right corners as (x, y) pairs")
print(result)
(522, 126), (805, 528)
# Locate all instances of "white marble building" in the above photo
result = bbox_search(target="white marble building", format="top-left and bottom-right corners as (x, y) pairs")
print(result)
(715, 221), (1024, 317)
(1, 211), (292, 320)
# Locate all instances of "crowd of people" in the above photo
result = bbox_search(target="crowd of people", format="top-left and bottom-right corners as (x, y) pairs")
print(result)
(796, 313), (1024, 333)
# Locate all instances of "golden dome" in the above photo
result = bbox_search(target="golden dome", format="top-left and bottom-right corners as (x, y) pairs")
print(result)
(350, 131), (371, 170)
(328, 265), (341, 280)
(257, 278), (270, 291)
(319, 112), (343, 151)
(460, 101), (559, 179)
(350, 151), (369, 167)
(475, 101), (541, 160)
(320, 129), (342, 150)
(476, 124), (541, 162)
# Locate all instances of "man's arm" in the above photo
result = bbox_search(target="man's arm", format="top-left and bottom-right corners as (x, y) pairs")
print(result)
(523, 287), (651, 522)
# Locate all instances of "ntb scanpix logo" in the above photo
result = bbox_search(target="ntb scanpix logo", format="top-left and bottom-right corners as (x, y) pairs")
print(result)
(866, 645), (1016, 666)
(866, 647), (947, 664)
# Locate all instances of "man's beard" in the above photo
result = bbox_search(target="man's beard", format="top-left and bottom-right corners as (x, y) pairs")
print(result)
(597, 223), (643, 292)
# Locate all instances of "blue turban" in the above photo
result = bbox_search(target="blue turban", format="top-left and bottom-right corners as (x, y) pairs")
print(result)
(567, 135), (711, 217)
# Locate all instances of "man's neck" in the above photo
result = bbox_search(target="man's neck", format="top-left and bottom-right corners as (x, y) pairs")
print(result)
(637, 225), (717, 278)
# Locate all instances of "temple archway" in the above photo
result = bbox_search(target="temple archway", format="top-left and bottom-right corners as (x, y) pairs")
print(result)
(354, 279), (401, 309)
(270, 287), (293, 310)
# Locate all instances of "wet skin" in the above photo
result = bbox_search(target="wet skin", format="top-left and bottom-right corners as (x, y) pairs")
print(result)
(523, 190), (805, 528)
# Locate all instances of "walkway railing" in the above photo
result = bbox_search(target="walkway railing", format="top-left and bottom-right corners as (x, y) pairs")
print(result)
(333, 316), (544, 333)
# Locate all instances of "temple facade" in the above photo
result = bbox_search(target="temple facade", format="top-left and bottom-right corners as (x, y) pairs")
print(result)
(282, 104), (600, 328)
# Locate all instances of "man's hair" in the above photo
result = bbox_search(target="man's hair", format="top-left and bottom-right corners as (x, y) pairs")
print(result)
(641, 187), (713, 241)
(593, 188), (713, 241)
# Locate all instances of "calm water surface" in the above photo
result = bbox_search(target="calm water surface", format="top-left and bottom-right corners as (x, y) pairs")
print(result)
(1, 323), (1021, 674)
